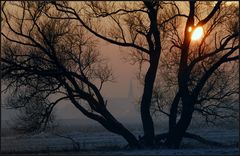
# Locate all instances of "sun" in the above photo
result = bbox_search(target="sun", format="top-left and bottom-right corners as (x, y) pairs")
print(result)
(190, 26), (204, 41)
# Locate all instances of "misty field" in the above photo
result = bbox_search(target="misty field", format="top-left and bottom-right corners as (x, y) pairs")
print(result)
(1, 121), (239, 155)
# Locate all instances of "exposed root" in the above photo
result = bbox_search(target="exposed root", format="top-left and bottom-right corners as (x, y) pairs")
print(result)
(125, 132), (235, 149)
(155, 132), (231, 147)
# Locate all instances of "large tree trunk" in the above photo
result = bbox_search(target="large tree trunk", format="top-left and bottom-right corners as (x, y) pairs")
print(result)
(140, 2), (161, 147)
(166, 95), (194, 148)
(165, 92), (180, 146)
(63, 81), (140, 148)
(103, 119), (140, 148)
(140, 52), (160, 147)
(100, 109), (140, 148)
(166, 1), (195, 148)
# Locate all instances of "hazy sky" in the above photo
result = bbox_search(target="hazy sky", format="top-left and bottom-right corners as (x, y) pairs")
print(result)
(98, 40), (144, 98)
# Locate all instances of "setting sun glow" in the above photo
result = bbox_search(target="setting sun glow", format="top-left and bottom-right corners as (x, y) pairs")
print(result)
(190, 26), (204, 41)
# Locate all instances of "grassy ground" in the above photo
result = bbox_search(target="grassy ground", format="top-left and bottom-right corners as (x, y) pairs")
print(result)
(1, 121), (239, 155)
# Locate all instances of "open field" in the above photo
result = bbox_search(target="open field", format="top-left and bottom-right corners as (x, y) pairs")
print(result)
(1, 121), (239, 155)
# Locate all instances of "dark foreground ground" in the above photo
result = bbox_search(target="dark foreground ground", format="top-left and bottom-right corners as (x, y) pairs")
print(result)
(1, 122), (239, 155)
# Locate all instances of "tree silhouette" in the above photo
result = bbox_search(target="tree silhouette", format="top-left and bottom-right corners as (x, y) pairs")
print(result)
(49, 1), (188, 146)
(1, 1), (139, 147)
(1, 1), (238, 150)
(148, 1), (238, 148)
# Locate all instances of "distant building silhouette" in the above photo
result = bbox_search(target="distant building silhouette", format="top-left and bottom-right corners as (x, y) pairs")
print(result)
(128, 80), (134, 99)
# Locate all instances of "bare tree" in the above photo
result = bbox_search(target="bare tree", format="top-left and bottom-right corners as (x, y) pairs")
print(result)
(48, 1), (189, 147)
(3, 86), (56, 133)
(1, 1), (139, 147)
(149, 1), (239, 148)
(2, 1), (238, 149)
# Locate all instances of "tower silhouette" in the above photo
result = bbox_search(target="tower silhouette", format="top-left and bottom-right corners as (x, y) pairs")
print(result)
(128, 80), (134, 99)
